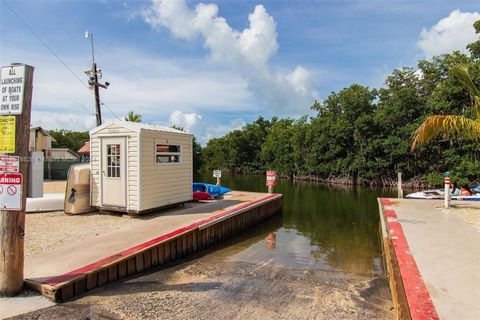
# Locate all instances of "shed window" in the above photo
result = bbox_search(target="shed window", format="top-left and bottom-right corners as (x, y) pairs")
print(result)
(155, 144), (181, 164)
(107, 144), (121, 178)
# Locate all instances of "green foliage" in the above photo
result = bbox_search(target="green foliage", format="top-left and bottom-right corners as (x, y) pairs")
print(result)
(200, 31), (480, 186)
(48, 129), (89, 152)
(125, 111), (142, 122)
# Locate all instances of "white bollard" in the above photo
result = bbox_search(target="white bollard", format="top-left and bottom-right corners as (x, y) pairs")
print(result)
(444, 176), (450, 208)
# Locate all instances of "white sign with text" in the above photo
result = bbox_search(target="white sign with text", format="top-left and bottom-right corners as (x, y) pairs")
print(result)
(1, 65), (26, 115)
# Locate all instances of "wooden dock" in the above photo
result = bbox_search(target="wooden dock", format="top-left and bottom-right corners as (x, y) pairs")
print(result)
(24, 191), (282, 302)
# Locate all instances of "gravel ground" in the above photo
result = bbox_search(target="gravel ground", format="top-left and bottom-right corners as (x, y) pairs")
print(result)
(10, 243), (392, 320)
(25, 211), (138, 256)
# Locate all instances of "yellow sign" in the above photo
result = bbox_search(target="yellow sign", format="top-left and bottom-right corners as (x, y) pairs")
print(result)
(0, 116), (15, 153)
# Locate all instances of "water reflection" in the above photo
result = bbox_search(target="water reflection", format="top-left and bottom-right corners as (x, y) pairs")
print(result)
(196, 172), (394, 276)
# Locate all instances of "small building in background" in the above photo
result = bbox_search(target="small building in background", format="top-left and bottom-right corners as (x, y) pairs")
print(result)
(89, 121), (193, 215)
(30, 127), (56, 157)
(78, 141), (90, 158)
(50, 148), (80, 160)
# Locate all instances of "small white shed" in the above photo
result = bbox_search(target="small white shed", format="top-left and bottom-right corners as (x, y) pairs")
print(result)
(89, 121), (193, 214)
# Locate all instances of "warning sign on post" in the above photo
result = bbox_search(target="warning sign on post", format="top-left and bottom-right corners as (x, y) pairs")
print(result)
(1, 65), (26, 115)
(0, 155), (19, 173)
(266, 170), (276, 187)
(0, 116), (16, 153)
(0, 173), (23, 210)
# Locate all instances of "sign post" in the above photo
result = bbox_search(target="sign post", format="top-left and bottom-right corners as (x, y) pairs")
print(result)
(0, 64), (33, 296)
(213, 170), (221, 186)
(266, 170), (276, 194)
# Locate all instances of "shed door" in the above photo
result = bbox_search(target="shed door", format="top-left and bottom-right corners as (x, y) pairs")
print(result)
(101, 137), (127, 207)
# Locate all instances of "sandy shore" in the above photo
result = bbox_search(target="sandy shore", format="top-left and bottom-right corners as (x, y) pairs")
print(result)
(436, 201), (480, 232)
(43, 181), (67, 194)
(11, 244), (392, 320)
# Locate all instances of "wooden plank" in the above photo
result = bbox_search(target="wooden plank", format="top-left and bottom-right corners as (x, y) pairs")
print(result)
(159, 243), (166, 264)
(187, 232), (193, 254)
(127, 257), (136, 275)
(182, 234), (188, 256)
(171, 239), (177, 261)
(60, 284), (74, 301)
(178, 236), (184, 258)
(144, 251), (152, 270)
(98, 269), (108, 286)
(164, 242), (170, 263)
(108, 265), (118, 282)
(136, 254), (144, 273)
(192, 229), (198, 251)
(204, 227), (209, 248)
(151, 247), (159, 266)
(86, 273), (97, 290)
(118, 261), (127, 278)
(73, 278), (86, 295)
(40, 285), (56, 301)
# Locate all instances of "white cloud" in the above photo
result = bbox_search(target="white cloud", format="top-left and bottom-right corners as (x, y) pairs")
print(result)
(168, 110), (202, 131)
(418, 10), (480, 57)
(166, 110), (244, 145)
(31, 111), (97, 131)
(2, 46), (254, 132)
(143, 0), (318, 114)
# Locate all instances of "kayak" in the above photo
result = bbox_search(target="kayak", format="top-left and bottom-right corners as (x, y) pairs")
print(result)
(192, 182), (231, 200)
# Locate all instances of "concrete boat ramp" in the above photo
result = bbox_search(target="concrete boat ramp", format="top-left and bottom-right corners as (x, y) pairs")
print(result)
(378, 198), (480, 320)
(24, 191), (282, 302)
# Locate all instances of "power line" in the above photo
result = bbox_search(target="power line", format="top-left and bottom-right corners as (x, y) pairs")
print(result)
(1, 0), (121, 120)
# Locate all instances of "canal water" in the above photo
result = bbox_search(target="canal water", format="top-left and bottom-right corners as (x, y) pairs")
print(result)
(15, 174), (395, 319)
(197, 172), (395, 277)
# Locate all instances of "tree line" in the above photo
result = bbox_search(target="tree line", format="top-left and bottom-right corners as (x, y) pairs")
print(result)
(49, 22), (480, 187)
(200, 42), (480, 187)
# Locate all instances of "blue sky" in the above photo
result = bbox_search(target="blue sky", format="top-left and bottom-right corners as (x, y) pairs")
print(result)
(1, 0), (479, 144)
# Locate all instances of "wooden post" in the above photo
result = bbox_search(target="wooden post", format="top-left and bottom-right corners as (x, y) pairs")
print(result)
(0, 64), (33, 296)
(397, 172), (403, 198)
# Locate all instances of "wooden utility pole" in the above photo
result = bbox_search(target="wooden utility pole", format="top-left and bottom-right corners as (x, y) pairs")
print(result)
(92, 62), (102, 126)
(0, 64), (33, 295)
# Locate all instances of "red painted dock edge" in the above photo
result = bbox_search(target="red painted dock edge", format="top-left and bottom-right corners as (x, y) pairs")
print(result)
(381, 198), (439, 320)
(43, 193), (281, 286)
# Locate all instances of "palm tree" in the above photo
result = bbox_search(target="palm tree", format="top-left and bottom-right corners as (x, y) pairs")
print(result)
(411, 64), (480, 150)
(125, 111), (142, 122)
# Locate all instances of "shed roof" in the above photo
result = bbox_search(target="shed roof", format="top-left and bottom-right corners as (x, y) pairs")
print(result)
(78, 141), (90, 153)
(89, 121), (191, 136)
(30, 127), (57, 142)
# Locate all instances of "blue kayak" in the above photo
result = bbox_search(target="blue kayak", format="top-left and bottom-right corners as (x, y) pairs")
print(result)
(192, 182), (231, 200)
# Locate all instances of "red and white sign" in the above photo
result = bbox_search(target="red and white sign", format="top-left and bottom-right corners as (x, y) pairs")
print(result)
(0, 173), (22, 210)
(266, 170), (276, 187)
(0, 155), (20, 173)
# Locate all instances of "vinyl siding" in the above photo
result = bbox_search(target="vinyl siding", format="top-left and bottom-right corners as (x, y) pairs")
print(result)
(139, 130), (193, 211)
(90, 123), (139, 210)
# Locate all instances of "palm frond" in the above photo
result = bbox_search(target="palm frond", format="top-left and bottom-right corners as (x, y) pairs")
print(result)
(411, 115), (480, 150)
(450, 63), (480, 97)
